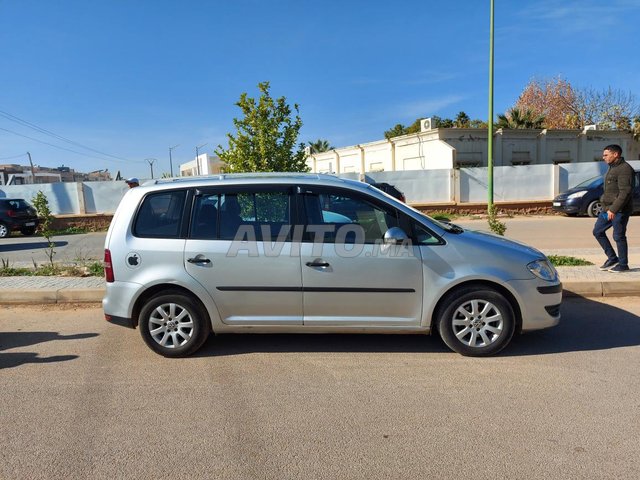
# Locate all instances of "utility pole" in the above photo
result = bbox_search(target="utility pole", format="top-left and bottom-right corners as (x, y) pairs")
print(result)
(195, 143), (207, 176)
(169, 144), (179, 177)
(27, 151), (36, 184)
(487, 0), (495, 210)
(146, 158), (156, 179)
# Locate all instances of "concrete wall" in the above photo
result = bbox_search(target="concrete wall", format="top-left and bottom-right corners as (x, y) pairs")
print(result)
(2, 162), (639, 215)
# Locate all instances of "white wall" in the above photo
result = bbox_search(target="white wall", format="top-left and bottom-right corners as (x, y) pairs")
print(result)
(2, 162), (636, 215)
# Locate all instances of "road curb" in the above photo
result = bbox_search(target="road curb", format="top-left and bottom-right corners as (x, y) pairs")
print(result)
(1, 282), (639, 305)
(562, 281), (640, 298)
(0, 288), (104, 304)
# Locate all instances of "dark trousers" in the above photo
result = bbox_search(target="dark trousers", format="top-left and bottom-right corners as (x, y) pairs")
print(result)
(593, 212), (630, 266)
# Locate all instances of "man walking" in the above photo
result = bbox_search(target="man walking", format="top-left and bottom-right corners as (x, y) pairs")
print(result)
(593, 144), (634, 272)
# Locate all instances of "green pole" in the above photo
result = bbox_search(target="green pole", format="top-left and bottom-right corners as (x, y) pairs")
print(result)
(487, 0), (495, 210)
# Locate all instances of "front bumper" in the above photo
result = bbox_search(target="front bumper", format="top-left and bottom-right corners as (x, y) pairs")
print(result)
(508, 278), (562, 331)
(551, 199), (580, 215)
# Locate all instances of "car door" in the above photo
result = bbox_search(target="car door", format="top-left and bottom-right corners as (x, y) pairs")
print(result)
(184, 186), (303, 325)
(633, 172), (640, 212)
(298, 187), (423, 327)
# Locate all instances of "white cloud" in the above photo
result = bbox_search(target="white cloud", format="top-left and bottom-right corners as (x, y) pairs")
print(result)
(393, 95), (466, 118)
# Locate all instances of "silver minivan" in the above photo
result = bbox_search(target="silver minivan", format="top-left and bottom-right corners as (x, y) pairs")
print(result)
(103, 174), (561, 357)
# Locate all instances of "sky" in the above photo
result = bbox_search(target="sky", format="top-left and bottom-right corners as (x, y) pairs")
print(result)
(1, 0), (639, 180)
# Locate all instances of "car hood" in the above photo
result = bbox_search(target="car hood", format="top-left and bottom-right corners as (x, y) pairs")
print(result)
(554, 186), (588, 200)
(447, 228), (546, 264)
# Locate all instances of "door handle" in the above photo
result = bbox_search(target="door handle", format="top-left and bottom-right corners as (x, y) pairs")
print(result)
(306, 260), (330, 268)
(187, 257), (212, 265)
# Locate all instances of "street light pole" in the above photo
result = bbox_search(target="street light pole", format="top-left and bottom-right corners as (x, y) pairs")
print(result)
(487, 0), (495, 210)
(195, 143), (208, 176)
(169, 144), (179, 177)
(145, 158), (156, 179)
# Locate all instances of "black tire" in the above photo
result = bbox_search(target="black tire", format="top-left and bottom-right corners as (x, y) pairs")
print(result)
(587, 200), (603, 218)
(437, 286), (515, 357)
(0, 222), (8, 238)
(20, 226), (36, 236)
(139, 291), (210, 357)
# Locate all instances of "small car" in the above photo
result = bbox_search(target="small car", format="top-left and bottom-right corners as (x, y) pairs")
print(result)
(103, 174), (561, 358)
(372, 182), (406, 202)
(552, 171), (640, 217)
(0, 198), (39, 238)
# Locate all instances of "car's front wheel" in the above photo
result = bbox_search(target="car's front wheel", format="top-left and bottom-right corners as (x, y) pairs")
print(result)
(437, 286), (515, 356)
(139, 291), (210, 357)
(587, 200), (603, 218)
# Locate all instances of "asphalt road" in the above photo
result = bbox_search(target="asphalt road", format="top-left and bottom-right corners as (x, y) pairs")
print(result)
(2, 215), (640, 268)
(1, 298), (639, 479)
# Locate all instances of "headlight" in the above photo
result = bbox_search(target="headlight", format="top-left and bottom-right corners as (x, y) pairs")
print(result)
(527, 259), (558, 282)
(568, 190), (587, 200)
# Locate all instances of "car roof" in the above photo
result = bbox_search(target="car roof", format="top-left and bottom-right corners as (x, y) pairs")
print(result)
(140, 173), (374, 192)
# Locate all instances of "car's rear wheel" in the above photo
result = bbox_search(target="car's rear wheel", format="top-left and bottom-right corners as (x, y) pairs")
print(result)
(20, 226), (36, 236)
(587, 200), (603, 218)
(139, 291), (210, 357)
(0, 222), (8, 238)
(437, 286), (515, 356)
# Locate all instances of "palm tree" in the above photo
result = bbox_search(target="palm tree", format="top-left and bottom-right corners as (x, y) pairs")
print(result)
(496, 108), (545, 129)
(308, 139), (334, 154)
(455, 111), (471, 128)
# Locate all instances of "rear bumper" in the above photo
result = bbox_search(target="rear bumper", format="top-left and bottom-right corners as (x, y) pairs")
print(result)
(104, 314), (135, 329)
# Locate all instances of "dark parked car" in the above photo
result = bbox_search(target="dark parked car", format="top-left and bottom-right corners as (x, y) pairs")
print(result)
(371, 182), (406, 202)
(552, 171), (640, 217)
(0, 198), (39, 238)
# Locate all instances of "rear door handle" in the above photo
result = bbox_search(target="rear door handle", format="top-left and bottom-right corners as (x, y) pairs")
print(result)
(187, 257), (211, 264)
(306, 260), (330, 268)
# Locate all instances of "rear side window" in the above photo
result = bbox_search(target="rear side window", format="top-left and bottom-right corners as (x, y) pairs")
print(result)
(134, 190), (186, 238)
(190, 190), (292, 241)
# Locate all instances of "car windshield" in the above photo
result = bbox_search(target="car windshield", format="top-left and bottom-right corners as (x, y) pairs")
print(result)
(574, 175), (603, 189)
(402, 203), (464, 234)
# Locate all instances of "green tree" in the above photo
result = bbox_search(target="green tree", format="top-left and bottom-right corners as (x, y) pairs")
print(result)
(384, 123), (409, 139)
(308, 139), (334, 154)
(497, 108), (545, 129)
(216, 81), (308, 172)
(31, 191), (56, 267)
(384, 113), (486, 138)
(454, 111), (471, 128)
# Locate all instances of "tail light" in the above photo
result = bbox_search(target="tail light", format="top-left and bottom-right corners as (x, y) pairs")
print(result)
(399, 194), (406, 203)
(7, 210), (16, 217)
(104, 249), (114, 283)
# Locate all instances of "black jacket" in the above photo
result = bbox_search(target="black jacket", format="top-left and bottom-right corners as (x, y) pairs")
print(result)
(601, 158), (634, 214)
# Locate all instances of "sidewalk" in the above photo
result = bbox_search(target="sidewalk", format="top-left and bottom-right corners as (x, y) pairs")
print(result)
(0, 249), (639, 304)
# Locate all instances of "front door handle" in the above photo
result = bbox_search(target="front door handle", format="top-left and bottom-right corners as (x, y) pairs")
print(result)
(306, 260), (330, 268)
(187, 257), (212, 265)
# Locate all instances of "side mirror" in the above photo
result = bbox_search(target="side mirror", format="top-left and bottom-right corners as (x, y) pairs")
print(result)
(383, 227), (409, 245)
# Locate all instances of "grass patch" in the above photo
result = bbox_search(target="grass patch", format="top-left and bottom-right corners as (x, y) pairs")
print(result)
(429, 211), (462, 222)
(53, 226), (90, 235)
(547, 255), (593, 267)
(0, 260), (104, 277)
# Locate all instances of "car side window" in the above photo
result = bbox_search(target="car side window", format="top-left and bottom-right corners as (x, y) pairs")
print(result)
(134, 190), (186, 238)
(191, 190), (292, 241)
(303, 191), (398, 244)
(412, 221), (442, 245)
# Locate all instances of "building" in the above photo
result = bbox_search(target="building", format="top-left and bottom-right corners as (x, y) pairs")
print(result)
(306, 119), (640, 174)
(0, 164), (112, 185)
(179, 154), (225, 176)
